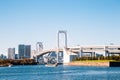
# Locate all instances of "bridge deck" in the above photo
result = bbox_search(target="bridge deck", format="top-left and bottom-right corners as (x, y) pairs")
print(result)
(37, 45), (120, 57)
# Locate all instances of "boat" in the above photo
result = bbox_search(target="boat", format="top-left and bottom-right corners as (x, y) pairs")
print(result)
(8, 64), (13, 67)
(45, 63), (58, 67)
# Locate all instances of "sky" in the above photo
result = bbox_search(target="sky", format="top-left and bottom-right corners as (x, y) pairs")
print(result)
(0, 0), (120, 55)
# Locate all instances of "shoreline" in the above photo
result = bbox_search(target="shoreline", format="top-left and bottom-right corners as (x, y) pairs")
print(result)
(65, 61), (109, 67)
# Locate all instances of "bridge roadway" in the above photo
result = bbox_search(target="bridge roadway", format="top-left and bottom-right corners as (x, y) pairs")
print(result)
(36, 48), (63, 57)
(36, 45), (120, 57)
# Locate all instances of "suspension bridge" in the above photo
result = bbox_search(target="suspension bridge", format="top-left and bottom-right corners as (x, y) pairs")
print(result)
(34, 30), (120, 65)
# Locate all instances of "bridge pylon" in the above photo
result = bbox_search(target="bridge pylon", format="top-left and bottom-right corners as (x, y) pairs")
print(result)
(57, 30), (67, 63)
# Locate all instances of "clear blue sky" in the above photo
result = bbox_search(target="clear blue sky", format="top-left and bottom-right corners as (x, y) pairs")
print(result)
(0, 0), (120, 55)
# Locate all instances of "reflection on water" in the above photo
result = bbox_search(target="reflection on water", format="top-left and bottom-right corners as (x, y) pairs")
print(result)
(0, 65), (120, 80)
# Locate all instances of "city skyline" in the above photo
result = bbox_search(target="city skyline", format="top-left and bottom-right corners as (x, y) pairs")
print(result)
(0, 0), (120, 55)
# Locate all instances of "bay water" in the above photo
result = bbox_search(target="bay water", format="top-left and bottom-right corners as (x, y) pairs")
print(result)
(0, 65), (120, 80)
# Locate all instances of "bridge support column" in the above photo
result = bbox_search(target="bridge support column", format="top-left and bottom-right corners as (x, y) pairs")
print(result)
(34, 56), (38, 62)
(57, 51), (59, 63)
(63, 48), (70, 64)
(104, 46), (108, 57)
(105, 50), (109, 57)
(90, 52), (92, 57)
(92, 52), (95, 57)
(63, 48), (78, 65)
(79, 50), (83, 58)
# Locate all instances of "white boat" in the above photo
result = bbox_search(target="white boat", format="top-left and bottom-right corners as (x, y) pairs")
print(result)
(8, 64), (13, 67)
(45, 63), (58, 67)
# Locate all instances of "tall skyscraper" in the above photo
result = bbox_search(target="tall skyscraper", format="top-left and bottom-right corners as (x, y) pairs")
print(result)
(25, 45), (31, 58)
(8, 48), (15, 59)
(18, 44), (25, 59)
(18, 44), (31, 59)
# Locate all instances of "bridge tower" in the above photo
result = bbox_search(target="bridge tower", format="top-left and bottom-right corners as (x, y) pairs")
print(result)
(58, 30), (67, 48)
(35, 42), (44, 63)
(36, 42), (43, 54)
(57, 30), (67, 63)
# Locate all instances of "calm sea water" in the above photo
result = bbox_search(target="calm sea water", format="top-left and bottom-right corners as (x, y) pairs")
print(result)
(0, 65), (120, 80)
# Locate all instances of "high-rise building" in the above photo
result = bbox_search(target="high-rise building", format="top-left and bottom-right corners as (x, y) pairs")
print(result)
(0, 54), (7, 60)
(18, 44), (31, 59)
(15, 54), (19, 59)
(18, 44), (25, 59)
(25, 45), (31, 58)
(8, 48), (15, 59)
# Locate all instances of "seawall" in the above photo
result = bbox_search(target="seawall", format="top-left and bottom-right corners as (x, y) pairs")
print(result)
(65, 61), (109, 67)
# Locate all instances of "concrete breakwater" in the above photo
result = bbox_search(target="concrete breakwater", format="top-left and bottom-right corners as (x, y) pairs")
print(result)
(65, 61), (109, 67)
(65, 61), (120, 67)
